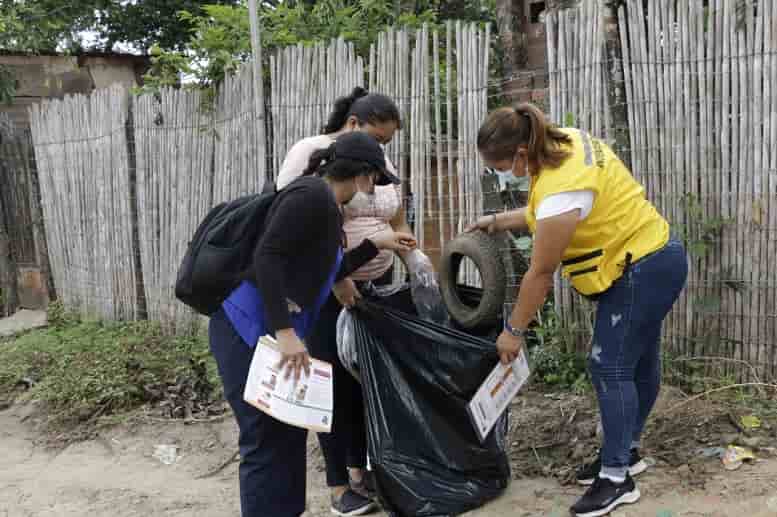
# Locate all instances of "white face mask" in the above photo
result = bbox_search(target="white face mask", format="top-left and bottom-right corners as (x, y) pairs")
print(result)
(490, 155), (519, 187)
(492, 151), (531, 189)
(493, 167), (518, 182)
(346, 190), (375, 211)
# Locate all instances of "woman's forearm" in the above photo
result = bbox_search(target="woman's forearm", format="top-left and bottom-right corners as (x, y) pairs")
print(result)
(493, 208), (528, 232)
(392, 221), (415, 262)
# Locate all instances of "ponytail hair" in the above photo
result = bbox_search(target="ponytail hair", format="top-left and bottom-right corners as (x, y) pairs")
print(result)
(302, 146), (336, 177)
(321, 86), (401, 134)
(302, 142), (376, 181)
(477, 102), (572, 171)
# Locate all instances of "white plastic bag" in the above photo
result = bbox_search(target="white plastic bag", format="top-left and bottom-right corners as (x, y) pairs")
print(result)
(336, 308), (361, 382)
(404, 250), (450, 326)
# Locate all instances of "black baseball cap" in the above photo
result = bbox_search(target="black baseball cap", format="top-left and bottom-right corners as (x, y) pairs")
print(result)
(334, 132), (401, 186)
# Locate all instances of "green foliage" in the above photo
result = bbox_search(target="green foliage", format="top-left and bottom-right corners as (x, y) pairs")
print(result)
(0, 66), (14, 105)
(673, 193), (731, 260)
(530, 342), (589, 393)
(141, 1), (495, 90)
(97, 0), (241, 52)
(672, 193), (737, 317)
(0, 317), (218, 430)
(47, 300), (80, 329)
(0, 0), (239, 53)
(0, 1), (83, 52)
(527, 301), (590, 393)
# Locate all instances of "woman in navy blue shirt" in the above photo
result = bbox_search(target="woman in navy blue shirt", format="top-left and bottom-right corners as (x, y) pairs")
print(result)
(210, 132), (415, 517)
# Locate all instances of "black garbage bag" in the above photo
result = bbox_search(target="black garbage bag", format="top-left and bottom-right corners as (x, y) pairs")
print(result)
(353, 298), (510, 517)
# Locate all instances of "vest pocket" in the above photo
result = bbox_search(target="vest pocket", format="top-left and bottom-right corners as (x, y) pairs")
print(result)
(569, 265), (598, 277)
(562, 249), (603, 266)
(562, 249), (609, 295)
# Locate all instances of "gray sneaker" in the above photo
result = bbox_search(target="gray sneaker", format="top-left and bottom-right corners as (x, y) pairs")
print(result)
(331, 489), (377, 516)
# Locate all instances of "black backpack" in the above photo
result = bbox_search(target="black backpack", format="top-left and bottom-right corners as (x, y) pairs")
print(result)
(175, 191), (277, 315)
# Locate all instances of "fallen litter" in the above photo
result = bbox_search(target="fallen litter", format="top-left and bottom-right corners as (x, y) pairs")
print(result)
(153, 444), (179, 465)
(739, 415), (761, 431)
(721, 445), (755, 471)
(695, 446), (726, 459)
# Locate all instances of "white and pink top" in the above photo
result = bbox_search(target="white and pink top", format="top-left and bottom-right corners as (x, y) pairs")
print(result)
(276, 134), (401, 281)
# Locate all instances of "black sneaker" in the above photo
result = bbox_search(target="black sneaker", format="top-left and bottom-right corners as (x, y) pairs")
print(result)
(349, 471), (377, 500)
(331, 489), (377, 516)
(576, 449), (649, 486)
(570, 474), (641, 517)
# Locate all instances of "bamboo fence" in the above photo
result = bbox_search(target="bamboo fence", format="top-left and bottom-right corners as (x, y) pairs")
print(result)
(214, 62), (264, 203)
(29, 86), (138, 321)
(134, 88), (215, 332)
(24, 8), (776, 377)
(26, 25), (489, 330)
(269, 39), (364, 177)
(547, 0), (777, 378)
(369, 23), (490, 285)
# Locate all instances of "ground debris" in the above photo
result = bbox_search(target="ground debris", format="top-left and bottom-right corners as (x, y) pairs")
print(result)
(507, 385), (776, 494)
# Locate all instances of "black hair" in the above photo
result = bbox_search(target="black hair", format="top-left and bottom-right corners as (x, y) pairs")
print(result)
(301, 144), (377, 181)
(321, 86), (402, 134)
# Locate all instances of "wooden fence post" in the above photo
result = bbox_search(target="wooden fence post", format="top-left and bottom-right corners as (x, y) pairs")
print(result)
(126, 95), (148, 319)
(0, 193), (18, 317)
(23, 131), (57, 303)
(247, 0), (268, 182)
(602, 0), (631, 164)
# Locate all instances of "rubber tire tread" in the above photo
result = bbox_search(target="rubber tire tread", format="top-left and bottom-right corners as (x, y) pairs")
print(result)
(439, 230), (507, 329)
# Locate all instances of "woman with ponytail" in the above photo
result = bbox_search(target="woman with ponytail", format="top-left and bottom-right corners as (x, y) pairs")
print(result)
(275, 87), (412, 515)
(210, 132), (415, 517)
(468, 103), (687, 517)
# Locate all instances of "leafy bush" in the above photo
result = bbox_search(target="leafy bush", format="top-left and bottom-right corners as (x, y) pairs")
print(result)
(0, 316), (219, 430)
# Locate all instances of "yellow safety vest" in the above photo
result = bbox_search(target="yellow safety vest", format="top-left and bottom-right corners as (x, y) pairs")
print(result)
(525, 128), (669, 296)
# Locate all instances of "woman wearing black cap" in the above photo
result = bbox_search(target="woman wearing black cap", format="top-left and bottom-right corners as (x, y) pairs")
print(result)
(276, 88), (411, 515)
(209, 132), (416, 517)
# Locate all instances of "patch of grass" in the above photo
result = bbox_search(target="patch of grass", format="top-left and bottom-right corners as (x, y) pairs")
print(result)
(0, 311), (220, 430)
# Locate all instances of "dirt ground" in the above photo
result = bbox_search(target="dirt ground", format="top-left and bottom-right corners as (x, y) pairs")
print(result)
(2, 388), (777, 517)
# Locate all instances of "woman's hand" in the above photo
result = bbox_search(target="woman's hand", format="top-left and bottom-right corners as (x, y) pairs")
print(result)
(370, 230), (417, 252)
(275, 328), (311, 381)
(333, 278), (361, 308)
(496, 330), (524, 365)
(464, 214), (498, 234)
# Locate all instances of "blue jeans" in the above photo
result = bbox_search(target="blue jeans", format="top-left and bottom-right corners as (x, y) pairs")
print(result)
(209, 309), (308, 517)
(588, 239), (688, 478)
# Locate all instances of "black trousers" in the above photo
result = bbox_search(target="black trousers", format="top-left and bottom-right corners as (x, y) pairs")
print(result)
(306, 293), (368, 487)
(209, 309), (308, 517)
(305, 268), (395, 487)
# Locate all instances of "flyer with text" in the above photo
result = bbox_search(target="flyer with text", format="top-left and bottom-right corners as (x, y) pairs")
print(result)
(468, 348), (531, 442)
(244, 335), (334, 433)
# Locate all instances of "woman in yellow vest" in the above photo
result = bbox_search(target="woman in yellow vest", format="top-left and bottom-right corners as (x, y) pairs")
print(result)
(468, 103), (688, 517)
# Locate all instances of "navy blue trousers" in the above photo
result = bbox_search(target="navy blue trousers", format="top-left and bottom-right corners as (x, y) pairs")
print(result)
(209, 309), (308, 517)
